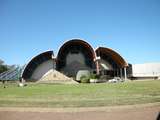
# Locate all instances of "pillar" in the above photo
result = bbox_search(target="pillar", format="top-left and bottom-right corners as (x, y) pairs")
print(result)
(120, 68), (123, 78)
(96, 60), (100, 75)
(124, 67), (127, 80)
(117, 69), (120, 77)
(95, 56), (100, 75)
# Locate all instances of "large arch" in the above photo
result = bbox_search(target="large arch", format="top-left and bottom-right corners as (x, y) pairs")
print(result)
(96, 47), (128, 68)
(95, 47), (128, 78)
(22, 50), (54, 81)
(56, 39), (96, 77)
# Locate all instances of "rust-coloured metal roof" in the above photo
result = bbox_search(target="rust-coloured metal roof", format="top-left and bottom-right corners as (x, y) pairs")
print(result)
(57, 39), (96, 60)
(56, 39), (96, 70)
(96, 47), (128, 68)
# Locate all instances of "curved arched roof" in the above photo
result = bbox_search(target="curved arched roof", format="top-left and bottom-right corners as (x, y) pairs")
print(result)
(96, 47), (128, 68)
(22, 50), (54, 79)
(56, 39), (96, 70)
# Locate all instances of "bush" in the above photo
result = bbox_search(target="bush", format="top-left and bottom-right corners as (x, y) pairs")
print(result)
(90, 73), (100, 79)
(80, 75), (90, 83)
(0, 65), (9, 74)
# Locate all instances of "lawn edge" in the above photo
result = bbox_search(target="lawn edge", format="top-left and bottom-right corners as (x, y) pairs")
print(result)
(0, 102), (160, 113)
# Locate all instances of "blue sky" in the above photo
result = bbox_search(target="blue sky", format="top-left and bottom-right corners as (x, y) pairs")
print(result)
(0, 0), (160, 65)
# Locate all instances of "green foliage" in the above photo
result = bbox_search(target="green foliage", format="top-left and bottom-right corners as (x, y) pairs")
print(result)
(0, 65), (9, 74)
(0, 59), (17, 74)
(89, 73), (99, 79)
(80, 75), (90, 83)
(0, 59), (4, 65)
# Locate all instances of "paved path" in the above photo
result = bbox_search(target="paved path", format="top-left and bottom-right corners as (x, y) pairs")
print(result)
(0, 103), (160, 120)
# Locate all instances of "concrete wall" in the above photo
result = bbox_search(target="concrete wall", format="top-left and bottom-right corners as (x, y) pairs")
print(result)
(61, 52), (92, 77)
(132, 63), (160, 77)
(31, 60), (55, 80)
(66, 52), (86, 66)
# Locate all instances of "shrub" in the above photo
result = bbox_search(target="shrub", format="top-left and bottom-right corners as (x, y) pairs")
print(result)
(80, 75), (90, 83)
(90, 73), (100, 79)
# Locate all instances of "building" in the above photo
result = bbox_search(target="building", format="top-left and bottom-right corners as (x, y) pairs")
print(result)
(21, 39), (129, 82)
(129, 63), (160, 80)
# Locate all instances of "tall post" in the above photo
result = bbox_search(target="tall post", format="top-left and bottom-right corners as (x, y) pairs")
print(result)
(95, 56), (100, 75)
(124, 67), (127, 80)
(22, 78), (24, 84)
(96, 60), (100, 75)
(120, 68), (122, 78)
(117, 69), (119, 77)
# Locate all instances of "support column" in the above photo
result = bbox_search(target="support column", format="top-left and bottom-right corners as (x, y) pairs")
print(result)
(120, 68), (123, 78)
(22, 78), (24, 84)
(117, 69), (119, 77)
(124, 67), (127, 80)
(95, 56), (100, 75)
(52, 54), (56, 69)
(96, 60), (100, 75)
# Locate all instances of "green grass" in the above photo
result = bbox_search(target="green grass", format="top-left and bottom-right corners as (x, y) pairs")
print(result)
(0, 80), (160, 107)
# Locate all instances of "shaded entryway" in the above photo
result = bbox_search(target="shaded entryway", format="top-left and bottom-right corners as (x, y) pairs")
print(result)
(96, 47), (128, 79)
(56, 39), (96, 77)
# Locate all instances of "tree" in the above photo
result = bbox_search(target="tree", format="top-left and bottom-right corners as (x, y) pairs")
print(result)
(0, 59), (18, 74)
(0, 59), (9, 73)
(0, 65), (8, 73)
(0, 59), (4, 65)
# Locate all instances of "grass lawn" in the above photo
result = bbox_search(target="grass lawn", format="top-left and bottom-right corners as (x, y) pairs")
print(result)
(0, 80), (160, 107)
